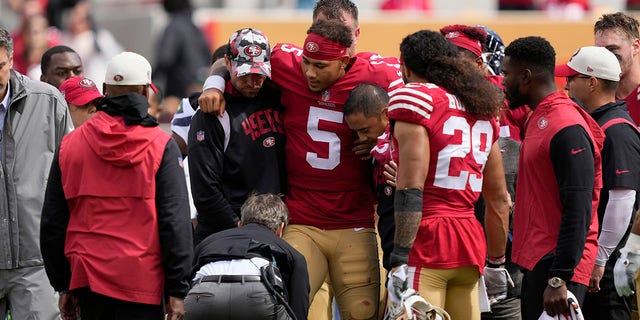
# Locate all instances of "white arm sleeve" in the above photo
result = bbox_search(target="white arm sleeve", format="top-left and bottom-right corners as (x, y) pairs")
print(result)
(203, 75), (226, 92)
(596, 188), (636, 266)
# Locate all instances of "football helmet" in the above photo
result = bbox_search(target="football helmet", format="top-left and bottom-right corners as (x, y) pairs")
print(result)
(476, 25), (505, 76)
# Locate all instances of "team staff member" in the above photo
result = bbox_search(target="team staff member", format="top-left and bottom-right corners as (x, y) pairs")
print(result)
(0, 28), (73, 320)
(185, 193), (309, 320)
(556, 46), (640, 320)
(58, 76), (102, 127)
(503, 37), (603, 320)
(344, 83), (395, 271)
(387, 30), (511, 320)
(41, 52), (193, 320)
(188, 28), (285, 243)
(199, 20), (403, 320)
(594, 12), (640, 126)
(40, 45), (83, 89)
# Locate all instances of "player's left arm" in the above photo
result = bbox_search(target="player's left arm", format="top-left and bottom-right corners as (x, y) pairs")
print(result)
(390, 120), (429, 267)
(549, 125), (595, 280)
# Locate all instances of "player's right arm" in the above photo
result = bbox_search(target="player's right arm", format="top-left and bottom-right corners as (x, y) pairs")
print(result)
(198, 58), (228, 116)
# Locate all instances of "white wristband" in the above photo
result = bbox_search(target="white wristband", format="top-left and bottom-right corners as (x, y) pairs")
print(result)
(203, 75), (225, 92)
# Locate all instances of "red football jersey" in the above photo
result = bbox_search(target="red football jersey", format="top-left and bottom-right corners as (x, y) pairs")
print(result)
(388, 82), (499, 271)
(271, 43), (403, 229)
(623, 83), (640, 128)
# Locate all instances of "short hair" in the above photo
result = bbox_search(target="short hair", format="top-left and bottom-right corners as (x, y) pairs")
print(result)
(344, 83), (389, 117)
(211, 44), (228, 64)
(400, 30), (502, 119)
(307, 19), (353, 49)
(0, 29), (14, 58)
(504, 36), (556, 76)
(600, 78), (619, 93)
(312, 0), (358, 26)
(41, 46), (79, 75)
(240, 193), (288, 233)
(594, 12), (640, 40)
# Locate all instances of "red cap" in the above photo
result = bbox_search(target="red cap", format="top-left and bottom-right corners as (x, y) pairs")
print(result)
(554, 64), (580, 78)
(59, 76), (103, 106)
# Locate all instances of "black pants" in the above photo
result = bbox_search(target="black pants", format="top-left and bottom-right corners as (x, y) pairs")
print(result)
(582, 257), (632, 320)
(520, 256), (586, 320)
(74, 287), (164, 320)
(185, 281), (291, 320)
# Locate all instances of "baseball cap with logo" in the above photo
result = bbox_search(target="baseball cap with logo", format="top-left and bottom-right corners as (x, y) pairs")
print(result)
(555, 46), (621, 82)
(227, 28), (271, 78)
(104, 51), (158, 92)
(59, 76), (103, 106)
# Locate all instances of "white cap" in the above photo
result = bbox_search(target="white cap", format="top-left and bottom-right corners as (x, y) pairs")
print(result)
(104, 52), (155, 87)
(555, 46), (621, 82)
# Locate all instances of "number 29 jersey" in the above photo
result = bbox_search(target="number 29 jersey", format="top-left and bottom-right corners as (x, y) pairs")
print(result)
(271, 43), (403, 229)
(388, 82), (499, 269)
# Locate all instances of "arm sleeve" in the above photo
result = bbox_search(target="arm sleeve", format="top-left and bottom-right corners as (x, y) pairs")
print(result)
(548, 125), (594, 281)
(596, 188), (636, 266)
(187, 110), (237, 234)
(40, 150), (72, 292)
(156, 140), (194, 298)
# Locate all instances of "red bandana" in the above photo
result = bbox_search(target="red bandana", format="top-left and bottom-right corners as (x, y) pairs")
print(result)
(303, 33), (348, 61)
(444, 31), (482, 57)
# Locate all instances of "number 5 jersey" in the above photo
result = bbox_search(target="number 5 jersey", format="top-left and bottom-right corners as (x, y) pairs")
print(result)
(270, 43), (403, 229)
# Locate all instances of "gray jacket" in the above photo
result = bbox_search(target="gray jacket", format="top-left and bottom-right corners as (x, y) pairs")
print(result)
(0, 70), (73, 269)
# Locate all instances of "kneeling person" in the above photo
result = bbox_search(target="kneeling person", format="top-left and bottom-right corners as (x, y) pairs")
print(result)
(185, 194), (310, 320)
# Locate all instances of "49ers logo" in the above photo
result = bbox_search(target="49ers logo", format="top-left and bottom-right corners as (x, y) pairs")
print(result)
(79, 78), (96, 88)
(305, 42), (319, 53)
(263, 137), (275, 147)
(244, 45), (262, 57)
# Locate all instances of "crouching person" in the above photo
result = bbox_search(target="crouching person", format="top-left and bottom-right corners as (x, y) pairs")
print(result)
(185, 193), (310, 320)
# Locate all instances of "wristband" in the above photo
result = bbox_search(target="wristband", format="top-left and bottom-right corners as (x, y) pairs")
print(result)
(394, 188), (423, 212)
(389, 245), (411, 268)
(487, 255), (506, 268)
(203, 75), (226, 92)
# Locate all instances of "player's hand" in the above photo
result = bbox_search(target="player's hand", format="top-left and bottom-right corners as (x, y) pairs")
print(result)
(483, 265), (514, 305)
(543, 284), (568, 317)
(166, 296), (185, 320)
(387, 264), (408, 305)
(198, 88), (226, 116)
(614, 250), (640, 296)
(59, 291), (79, 320)
(589, 265), (605, 292)
(352, 139), (374, 160)
(384, 160), (397, 187)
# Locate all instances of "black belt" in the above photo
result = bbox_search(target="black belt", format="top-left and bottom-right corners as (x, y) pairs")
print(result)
(196, 275), (262, 285)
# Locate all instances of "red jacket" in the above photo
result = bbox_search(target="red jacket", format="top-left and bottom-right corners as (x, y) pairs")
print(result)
(512, 92), (603, 286)
(59, 111), (171, 304)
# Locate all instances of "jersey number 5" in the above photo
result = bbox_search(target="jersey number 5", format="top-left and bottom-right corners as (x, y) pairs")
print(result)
(306, 107), (343, 170)
(434, 116), (493, 192)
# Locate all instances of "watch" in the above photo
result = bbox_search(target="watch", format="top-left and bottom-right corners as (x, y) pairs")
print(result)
(548, 277), (566, 288)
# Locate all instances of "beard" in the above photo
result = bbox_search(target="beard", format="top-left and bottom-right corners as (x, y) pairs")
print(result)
(507, 99), (525, 110)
